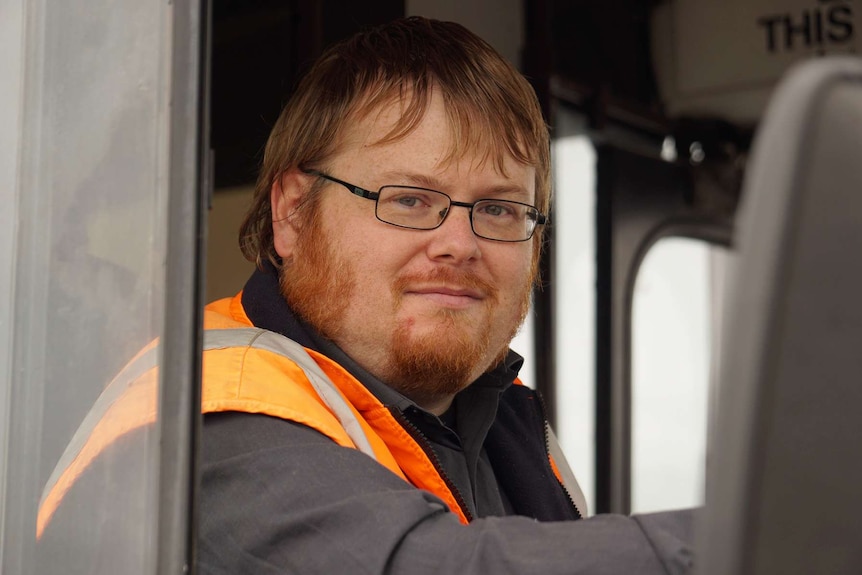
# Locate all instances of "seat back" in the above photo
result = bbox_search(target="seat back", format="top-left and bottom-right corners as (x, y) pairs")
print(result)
(703, 57), (862, 575)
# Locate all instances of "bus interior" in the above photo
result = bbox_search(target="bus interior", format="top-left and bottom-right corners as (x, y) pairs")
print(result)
(1, 1), (860, 573)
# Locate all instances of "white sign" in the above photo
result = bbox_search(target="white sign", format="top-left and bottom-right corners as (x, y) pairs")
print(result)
(652, 0), (861, 125)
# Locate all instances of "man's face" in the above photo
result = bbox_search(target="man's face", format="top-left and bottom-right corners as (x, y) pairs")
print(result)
(274, 92), (537, 413)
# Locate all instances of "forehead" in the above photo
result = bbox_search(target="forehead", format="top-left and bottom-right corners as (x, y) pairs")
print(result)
(335, 91), (536, 191)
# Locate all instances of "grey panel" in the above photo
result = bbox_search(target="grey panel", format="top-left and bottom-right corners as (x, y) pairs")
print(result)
(0, 1), (196, 573)
(0, 0), (24, 560)
(703, 58), (862, 575)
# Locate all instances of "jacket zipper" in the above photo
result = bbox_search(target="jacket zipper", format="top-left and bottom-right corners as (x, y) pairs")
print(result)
(389, 407), (475, 523)
(535, 391), (583, 520)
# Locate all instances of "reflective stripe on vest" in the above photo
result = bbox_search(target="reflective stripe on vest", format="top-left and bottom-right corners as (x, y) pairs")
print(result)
(204, 328), (377, 459)
(547, 425), (589, 517)
(37, 328), (380, 538)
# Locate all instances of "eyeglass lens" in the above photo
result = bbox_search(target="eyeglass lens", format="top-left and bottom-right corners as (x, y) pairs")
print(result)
(376, 186), (538, 241)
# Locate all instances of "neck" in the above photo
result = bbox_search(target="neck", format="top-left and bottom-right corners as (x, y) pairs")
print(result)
(420, 394), (455, 416)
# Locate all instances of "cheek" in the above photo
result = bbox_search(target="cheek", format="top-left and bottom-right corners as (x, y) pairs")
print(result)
(339, 229), (418, 307)
(493, 247), (534, 291)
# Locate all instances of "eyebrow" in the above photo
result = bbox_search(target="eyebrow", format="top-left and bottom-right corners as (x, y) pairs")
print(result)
(379, 170), (533, 200)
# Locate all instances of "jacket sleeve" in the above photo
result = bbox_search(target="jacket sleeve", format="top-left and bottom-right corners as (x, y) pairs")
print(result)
(199, 412), (696, 575)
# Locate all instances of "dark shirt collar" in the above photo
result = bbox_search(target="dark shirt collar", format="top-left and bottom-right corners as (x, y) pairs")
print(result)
(240, 262), (523, 412)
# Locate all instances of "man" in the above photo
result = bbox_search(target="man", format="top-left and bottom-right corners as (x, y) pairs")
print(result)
(35, 15), (693, 575)
(198, 16), (694, 575)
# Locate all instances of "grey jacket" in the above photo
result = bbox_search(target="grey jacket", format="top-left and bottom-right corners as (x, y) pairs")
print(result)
(197, 266), (696, 575)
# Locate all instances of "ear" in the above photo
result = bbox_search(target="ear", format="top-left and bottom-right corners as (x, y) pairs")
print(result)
(271, 169), (307, 261)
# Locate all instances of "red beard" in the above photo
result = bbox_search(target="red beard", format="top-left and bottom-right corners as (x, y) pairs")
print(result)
(279, 204), (527, 407)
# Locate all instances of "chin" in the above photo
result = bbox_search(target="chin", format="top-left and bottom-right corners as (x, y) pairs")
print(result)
(406, 316), (483, 343)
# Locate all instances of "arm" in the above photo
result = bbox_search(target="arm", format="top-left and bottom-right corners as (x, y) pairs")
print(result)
(199, 412), (695, 575)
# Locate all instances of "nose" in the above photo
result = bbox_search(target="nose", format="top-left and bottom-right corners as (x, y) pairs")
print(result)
(425, 204), (481, 263)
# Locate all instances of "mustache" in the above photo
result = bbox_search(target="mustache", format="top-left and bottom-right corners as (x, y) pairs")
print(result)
(392, 268), (498, 301)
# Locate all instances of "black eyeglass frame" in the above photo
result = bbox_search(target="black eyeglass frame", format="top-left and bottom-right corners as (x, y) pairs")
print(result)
(302, 168), (548, 242)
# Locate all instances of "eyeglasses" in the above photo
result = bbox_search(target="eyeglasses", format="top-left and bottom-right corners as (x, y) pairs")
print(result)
(302, 169), (547, 242)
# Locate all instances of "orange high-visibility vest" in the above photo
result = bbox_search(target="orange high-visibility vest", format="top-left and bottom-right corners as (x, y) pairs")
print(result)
(37, 292), (471, 538)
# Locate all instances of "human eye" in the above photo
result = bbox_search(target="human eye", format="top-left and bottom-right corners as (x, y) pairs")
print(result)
(477, 201), (519, 219)
(394, 195), (424, 208)
(383, 188), (440, 211)
(377, 187), (447, 228)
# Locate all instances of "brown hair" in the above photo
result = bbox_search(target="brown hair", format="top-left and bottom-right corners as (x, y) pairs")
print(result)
(239, 16), (550, 269)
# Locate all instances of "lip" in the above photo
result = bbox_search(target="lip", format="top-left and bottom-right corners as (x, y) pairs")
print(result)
(405, 285), (485, 308)
(407, 285), (485, 298)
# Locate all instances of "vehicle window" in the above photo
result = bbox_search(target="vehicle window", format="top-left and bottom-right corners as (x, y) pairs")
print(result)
(631, 237), (733, 513)
(551, 126), (597, 514)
